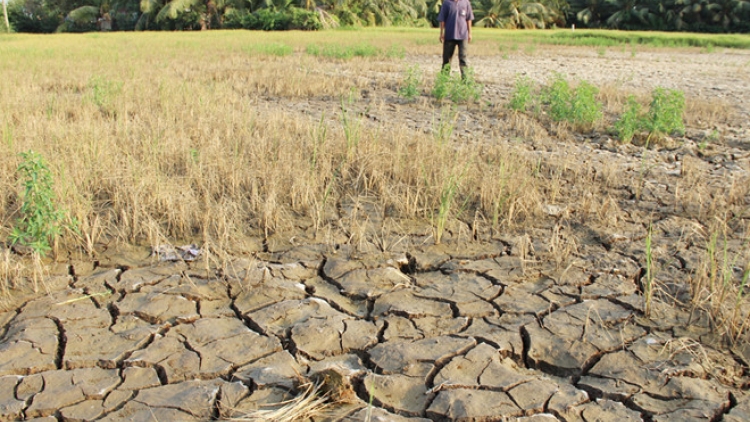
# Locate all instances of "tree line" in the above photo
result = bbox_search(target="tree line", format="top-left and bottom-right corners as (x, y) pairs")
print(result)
(4, 0), (749, 33)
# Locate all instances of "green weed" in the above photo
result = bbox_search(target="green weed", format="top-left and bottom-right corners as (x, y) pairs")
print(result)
(613, 88), (685, 143)
(340, 92), (362, 159)
(9, 151), (76, 256)
(449, 68), (482, 103)
(431, 66), (482, 103)
(645, 87), (685, 137)
(432, 66), (452, 101)
(89, 75), (122, 114)
(434, 172), (461, 245)
(569, 80), (602, 129)
(508, 76), (535, 112)
(433, 105), (458, 146)
(385, 44), (406, 59)
(542, 74), (573, 122)
(245, 43), (294, 56)
(614, 95), (643, 143)
(398, 65), (422, 100)
(306, 43), (381, 59)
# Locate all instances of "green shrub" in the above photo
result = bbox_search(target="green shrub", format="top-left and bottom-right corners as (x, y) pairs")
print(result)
(570, 80), (602, 128)
(538, 75), (602, 129)
(9, 151), (75, 256)
(646, 87), (685, 136)
(508, 76), (534, 112)
(398, 65), (422, 100)
(612, 88), (685, 143)
(449, 68), (482, 103)
(431, 66), (482, 103)
(432, 66), (452, 100)
(542, 74), (573, 122)
(614, 95), (643, 143)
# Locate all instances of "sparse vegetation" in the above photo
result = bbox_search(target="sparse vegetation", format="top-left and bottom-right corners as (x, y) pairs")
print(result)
(0, 29), (747, 349)
(432, 66), (483, 103)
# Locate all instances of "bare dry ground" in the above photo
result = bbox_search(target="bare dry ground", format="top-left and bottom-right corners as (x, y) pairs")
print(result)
(1, 41), (750, 421)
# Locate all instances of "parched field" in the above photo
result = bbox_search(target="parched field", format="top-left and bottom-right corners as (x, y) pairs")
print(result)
(0, 29), (749, 420)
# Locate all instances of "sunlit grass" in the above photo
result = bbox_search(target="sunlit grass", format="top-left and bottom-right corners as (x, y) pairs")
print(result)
(0, 29), (747, 341)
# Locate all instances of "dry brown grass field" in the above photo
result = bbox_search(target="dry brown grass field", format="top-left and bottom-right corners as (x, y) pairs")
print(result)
(0, 28), (749, 342)
(1, 28), (750, 421)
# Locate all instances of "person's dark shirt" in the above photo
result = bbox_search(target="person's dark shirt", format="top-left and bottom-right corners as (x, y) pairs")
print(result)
(438, 0), (474, 40)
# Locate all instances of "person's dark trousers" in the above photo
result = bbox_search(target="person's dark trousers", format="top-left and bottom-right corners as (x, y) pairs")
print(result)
(442, 39), (468, 78)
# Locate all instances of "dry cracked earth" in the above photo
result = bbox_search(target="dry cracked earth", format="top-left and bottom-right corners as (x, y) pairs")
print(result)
(2, 45), (750, 421)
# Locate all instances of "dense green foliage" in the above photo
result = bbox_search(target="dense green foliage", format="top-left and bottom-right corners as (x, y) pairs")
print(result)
(6, 0), (750, 33)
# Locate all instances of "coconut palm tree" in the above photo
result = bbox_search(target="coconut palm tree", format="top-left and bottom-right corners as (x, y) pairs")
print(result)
(701, 0), (750, 29)
(567, 0), (607, 26)
(62, 0), (141, 31)
(603, 0), (653, 29)
(137, 0), (244, 29)
(475, 0), (564, 28)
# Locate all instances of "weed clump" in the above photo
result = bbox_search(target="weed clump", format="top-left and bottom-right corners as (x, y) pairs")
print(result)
(539, 74), (602, 130)
(432, 66), (482, 103)
(508, 76), (534, 112)
(398, 65), (422, 100)
(614, 87), (685, 143)
(9, 151), (76, 256)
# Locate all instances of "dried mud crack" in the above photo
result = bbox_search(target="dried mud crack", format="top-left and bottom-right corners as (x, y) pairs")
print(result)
(2, 243), (748, 421)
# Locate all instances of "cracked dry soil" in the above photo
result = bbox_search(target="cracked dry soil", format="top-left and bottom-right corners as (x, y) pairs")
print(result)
(1, 45), (750, 421)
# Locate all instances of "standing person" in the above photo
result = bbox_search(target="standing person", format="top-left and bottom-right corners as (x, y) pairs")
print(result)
(438, 0), (474, 79)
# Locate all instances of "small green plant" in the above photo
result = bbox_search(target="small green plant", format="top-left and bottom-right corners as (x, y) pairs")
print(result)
(340, 94), (361, 158)
(385, 44), (406, 59)
(432, 66), (452, 101)
(398, 65), (422, 100)
(569, 80), (602, 129)
(89, 75), (123, 114)
(450, 68), (483, 103)
(542, 74), (573, 122)
(433, 105), (458, 145)
(597, 46), (606, 57)
(508, 76), (535, 112)
(9, 151), (75, 256)
(645, 87), (685, 137)
(613, 88), (685, 143)
(615, 95), (643, 143)
(432, 66), (482, 103)
(246, 43), (294, 56)
(306, 43), (381, 60)
(434, 173), (461, 245)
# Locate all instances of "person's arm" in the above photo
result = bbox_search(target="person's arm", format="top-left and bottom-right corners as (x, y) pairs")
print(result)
(467, 20), (472, 43)
(440, 22), (445, 43)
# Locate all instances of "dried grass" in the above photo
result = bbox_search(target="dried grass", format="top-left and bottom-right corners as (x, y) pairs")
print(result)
(0, 31), (746, 340)
(227, 383), (332, 422)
